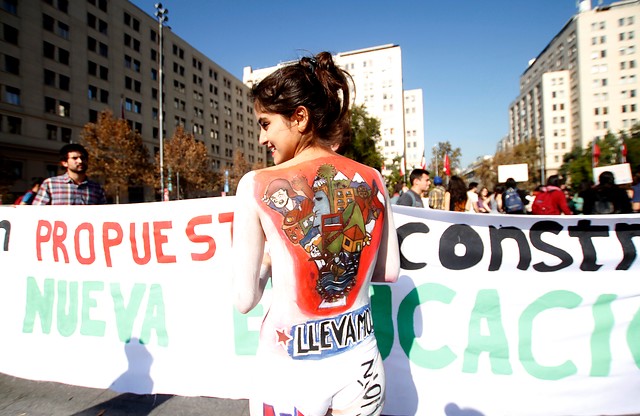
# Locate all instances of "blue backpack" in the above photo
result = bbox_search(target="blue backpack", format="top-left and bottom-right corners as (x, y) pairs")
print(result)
(504, 188), (524, 213)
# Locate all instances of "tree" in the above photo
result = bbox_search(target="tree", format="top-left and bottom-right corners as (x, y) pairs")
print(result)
(384, 155), (405, 194)
(341, 104), (384, 170)
(227, 150), (253, 196)
(491, 138), (541, 190)
(429, 141), (462, 177)
(472, 157), (497, 189)
(163, 126), (218, 199)
(81, 110), (154, 203)
(623, 123), (640, 171)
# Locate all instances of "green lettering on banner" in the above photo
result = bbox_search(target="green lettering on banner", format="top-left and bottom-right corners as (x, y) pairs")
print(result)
(519, 290), (581, 380)
(370, 285), (393, 360)
(398, 283), (457, 369)
(463, 289), (512, 375)
(111, 283), (146, 343)
(590, 294), (616, 376)
(22, 277), (54, 333)
(627, 302), (640, 368)
(233, 304), (263, 355)
(56, 280), (78, 337)
(140, 284), (168, 347)
(80, 281), (105, 336)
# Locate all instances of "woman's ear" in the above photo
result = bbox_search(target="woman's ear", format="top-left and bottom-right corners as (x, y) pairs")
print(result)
(291, 106), (309, 133)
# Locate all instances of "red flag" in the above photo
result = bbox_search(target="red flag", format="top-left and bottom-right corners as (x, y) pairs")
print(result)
(399, 157), (405, 177)
(621, 143), (628, 163)
(420, 155), (426, 170)
(593, 142), (600, 167)
(444, 154), (451, 176)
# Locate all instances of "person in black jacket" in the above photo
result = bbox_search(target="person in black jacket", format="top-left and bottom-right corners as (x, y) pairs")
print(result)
(582, 171), (632, 214)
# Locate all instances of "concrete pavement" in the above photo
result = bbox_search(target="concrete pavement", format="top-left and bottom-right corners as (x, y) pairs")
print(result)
(0, 372), (249, 416)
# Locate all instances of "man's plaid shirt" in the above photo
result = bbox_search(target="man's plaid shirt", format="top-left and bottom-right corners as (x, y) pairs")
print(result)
(32, 173), (106, 205)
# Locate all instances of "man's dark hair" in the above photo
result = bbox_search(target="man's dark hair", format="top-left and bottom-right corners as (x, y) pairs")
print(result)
(598, 171), (615, 186)
(59, 143), (88, 162)
(505, 178), (517, 189)
(410, 169), (430, 185)
(468, 181), (478, 190)
(547, 174), (564, 187)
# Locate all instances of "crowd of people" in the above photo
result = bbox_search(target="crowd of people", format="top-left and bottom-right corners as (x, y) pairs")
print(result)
(394, 168), (640, 215)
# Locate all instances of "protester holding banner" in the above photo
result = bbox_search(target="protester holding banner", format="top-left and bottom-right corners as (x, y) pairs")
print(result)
(32, 143), (106, 205)
(232, 51), (399, 416)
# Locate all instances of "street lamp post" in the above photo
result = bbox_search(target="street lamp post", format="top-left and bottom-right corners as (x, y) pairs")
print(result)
(155, 3), (168, 200)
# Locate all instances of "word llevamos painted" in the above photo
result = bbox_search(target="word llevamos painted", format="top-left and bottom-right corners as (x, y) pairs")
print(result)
(282, 304), (374, 359)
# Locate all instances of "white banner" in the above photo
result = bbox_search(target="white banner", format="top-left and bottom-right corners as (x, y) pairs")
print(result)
(0, 200), (639, 416)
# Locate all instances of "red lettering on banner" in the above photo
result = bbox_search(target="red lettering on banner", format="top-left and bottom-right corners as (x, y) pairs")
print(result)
(153, 221), (176, 263)
(130, 222), (152, 265)
(103, 222), (123, 267)
(36, 220), (52, 261)
(52, 221), (69, 263)
(74, 222), (96, 265)
(186, 215), (216, 261)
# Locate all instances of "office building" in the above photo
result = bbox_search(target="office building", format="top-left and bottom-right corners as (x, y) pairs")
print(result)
(243, 44), (425, 174)
(508, 0), (639, 177)
(0, 0), (265, 202)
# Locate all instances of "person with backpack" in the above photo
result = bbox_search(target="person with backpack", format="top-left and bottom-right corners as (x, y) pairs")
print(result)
(501, 178), (528, 214)
(396, 168), (430, 207)
(583, 171), (632, 214)
(531, 175), (572, 215)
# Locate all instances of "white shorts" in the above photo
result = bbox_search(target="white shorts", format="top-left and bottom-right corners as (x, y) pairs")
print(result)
(250, 337), (385, 416)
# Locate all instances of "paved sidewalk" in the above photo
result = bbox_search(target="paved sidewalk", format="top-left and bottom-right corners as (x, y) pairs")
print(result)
(0, 372), (249, 416)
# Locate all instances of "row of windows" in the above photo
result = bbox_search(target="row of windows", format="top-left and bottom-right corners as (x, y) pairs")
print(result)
(87, 12), (107, 35)
(43, 13), (69, 40)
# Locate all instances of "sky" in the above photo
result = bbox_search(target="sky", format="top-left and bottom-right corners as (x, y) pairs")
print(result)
(131, 0), (615, 167)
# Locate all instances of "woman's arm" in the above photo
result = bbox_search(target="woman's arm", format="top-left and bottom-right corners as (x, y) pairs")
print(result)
(372, 173), (400, 283)
(444, 192), (451, 211)
(232, 172), (268, 314)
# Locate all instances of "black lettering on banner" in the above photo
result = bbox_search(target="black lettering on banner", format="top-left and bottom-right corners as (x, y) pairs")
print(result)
(615, 223), (640, 270)
(439, 224), (483, 270)
(397, 222), (429, 270)
(530, 221), (573, 272)
(568, 220), (609, 271)
(0, 220), (10, 251)
(488, 226), (531, 271)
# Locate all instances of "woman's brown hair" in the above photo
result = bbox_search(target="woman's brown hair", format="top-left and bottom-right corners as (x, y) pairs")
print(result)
(250, 52), (353, 150)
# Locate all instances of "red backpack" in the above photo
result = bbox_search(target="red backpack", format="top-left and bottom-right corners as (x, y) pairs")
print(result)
(531, 190), (556, 215)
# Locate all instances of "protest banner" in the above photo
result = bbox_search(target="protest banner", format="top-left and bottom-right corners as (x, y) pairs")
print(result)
(1, 199), (639, 415)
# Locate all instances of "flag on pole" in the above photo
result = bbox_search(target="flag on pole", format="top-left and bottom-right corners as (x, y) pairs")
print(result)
(444, 154), (451, 176)
(399, 157), (405, 177)
(593, 141), (600, 167)
(420, 154), (426, 170)
(621, 143), (627, 163)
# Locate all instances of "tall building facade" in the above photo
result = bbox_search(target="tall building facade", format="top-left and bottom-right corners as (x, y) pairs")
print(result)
(243, 44), (425, 173)
(403, 89), (425, 170)
(0, 0), (264, 202)
(508, 0), (639, 177)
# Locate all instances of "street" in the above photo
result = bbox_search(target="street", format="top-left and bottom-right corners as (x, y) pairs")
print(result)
(0, 372), (249, 416)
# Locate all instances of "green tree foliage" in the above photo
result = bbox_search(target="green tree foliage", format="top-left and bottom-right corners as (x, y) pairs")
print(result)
(341, 105), (383, 170)
(429, 141), (462, 177)
(81, 110), (154, 203)
(384, 155), (405, 194)
(163, 126), (218, 199)
(561, 127), (640, 191)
